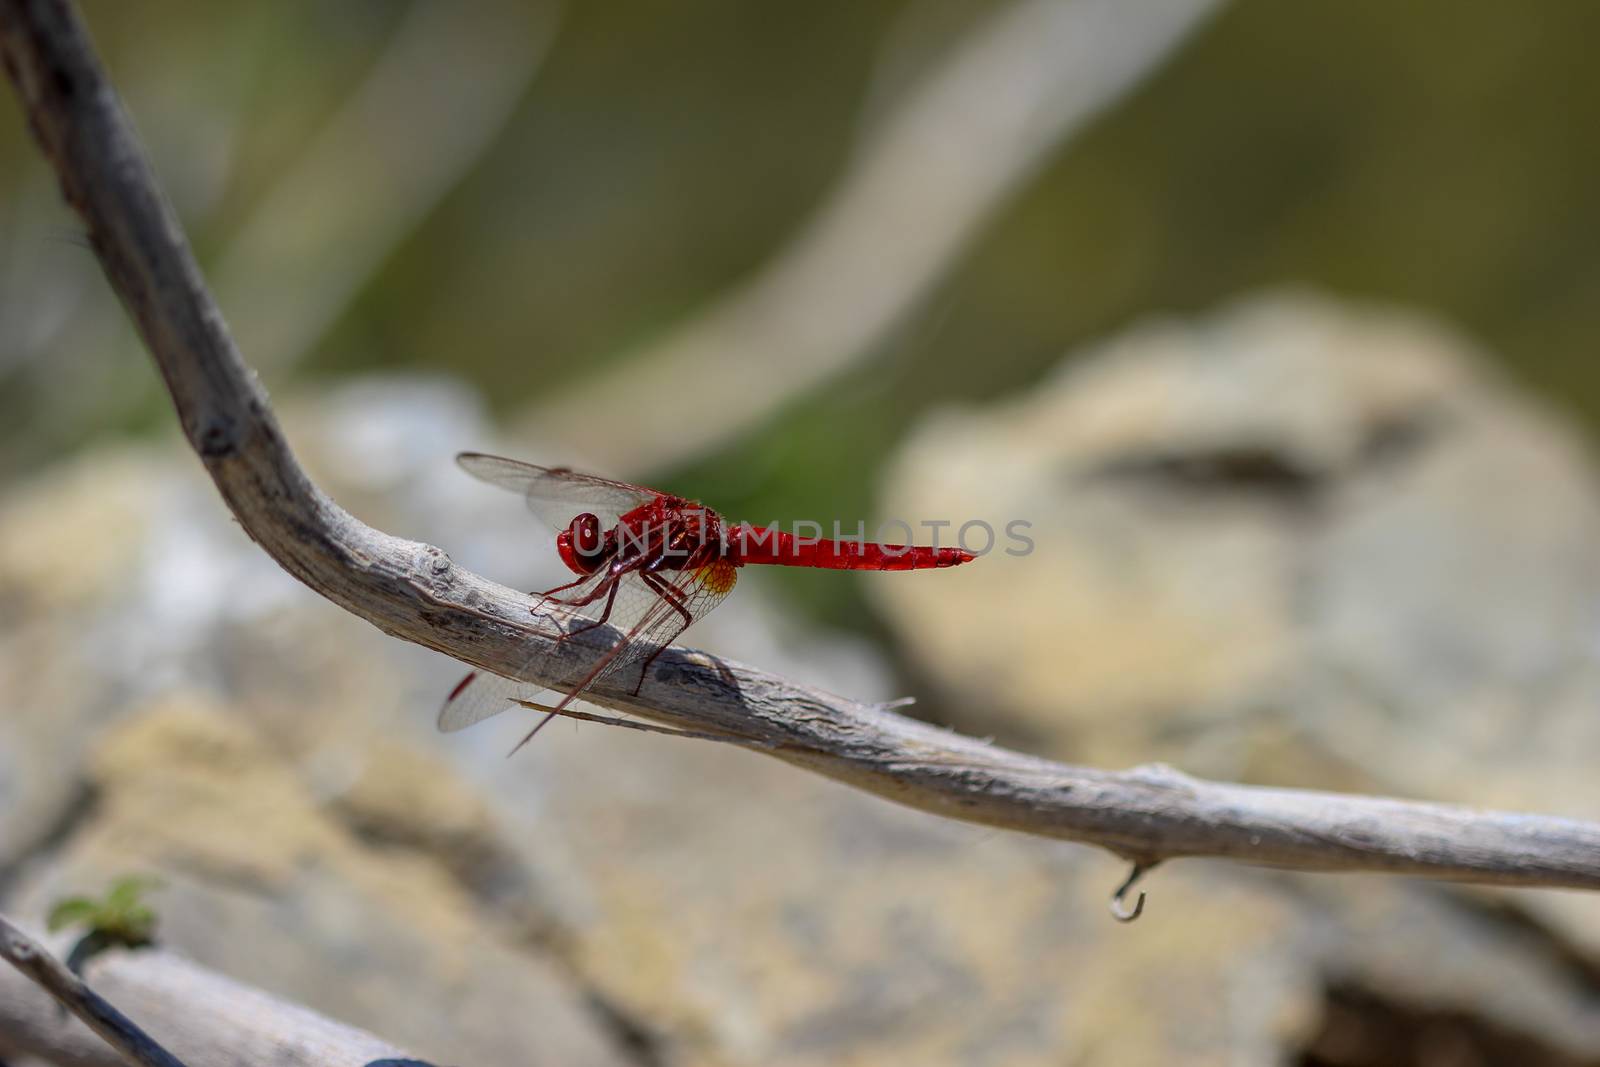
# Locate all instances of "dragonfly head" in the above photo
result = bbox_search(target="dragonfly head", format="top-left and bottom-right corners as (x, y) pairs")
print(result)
(556, 512), (607, 574)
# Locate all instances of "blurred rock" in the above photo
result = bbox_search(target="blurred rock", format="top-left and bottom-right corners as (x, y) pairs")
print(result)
(878, 290), (1600, 804)
(7, 695), (634, 1067)
(876, 289), (1600, 1059)
(5, 344), (1600, 1066)
(327, 738), (533, 907)
(0, 448), (191, 881)
(448, 706), (1329, 1067)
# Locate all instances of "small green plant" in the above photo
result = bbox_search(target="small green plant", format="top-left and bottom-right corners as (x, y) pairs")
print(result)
(47, 875), (162, 948)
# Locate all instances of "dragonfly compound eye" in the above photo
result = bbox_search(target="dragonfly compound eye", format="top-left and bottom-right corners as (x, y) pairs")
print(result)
(557, 512), (606, 574)
(573, 513), (603, 555)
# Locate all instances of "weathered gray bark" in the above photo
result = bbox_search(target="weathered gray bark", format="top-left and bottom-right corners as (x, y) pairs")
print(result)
(5, 0), (1599, 924)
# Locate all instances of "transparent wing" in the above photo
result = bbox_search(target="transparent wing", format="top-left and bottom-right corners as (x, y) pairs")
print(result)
(592, 557), (739, 691)
(437, 564), (615, 733)
(437, 558), (738, 736)
(456, 452), (659, 530)
(436, 670), (547, 734)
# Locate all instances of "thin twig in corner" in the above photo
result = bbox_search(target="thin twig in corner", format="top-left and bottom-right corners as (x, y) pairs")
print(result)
(0, 912), (428, 1066)
(4, 0), (1600, 897)
(0, 912), (188, 1067)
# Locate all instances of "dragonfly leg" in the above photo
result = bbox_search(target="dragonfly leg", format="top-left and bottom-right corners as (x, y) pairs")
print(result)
(549, 545), (659, 643)
(640, 569), (695, 629)
(535, 541), (652, 607)
(533, 571), (603, 606)
(533, 575), (611, 643)
(632, 570), (696, 695)
(557, 576), (622, 644)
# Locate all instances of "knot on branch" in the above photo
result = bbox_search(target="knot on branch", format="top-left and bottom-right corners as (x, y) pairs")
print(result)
(193, 415), (242, 458)
(1127, 762), (1199, 791)
(413, 544), (455, 591)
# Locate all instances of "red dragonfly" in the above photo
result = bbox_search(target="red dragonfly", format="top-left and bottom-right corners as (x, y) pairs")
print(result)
(439, 452), (975, 748)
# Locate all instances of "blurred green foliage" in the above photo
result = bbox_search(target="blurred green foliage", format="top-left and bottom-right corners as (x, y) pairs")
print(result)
(4, 0), (1599, 630)
(47, 875), (162, 948)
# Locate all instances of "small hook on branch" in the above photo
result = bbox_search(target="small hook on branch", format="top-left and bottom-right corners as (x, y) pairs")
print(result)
(1109, 861), (1155, 923)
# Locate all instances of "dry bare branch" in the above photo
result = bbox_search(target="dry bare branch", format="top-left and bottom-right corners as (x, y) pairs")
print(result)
(0, 913), (427, 1067)
(4, 0), (1600, 959)
(0, 913), (188, 1067)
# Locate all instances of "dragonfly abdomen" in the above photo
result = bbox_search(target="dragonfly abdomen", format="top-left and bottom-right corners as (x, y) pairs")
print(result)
(729, 528), (973, 570)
